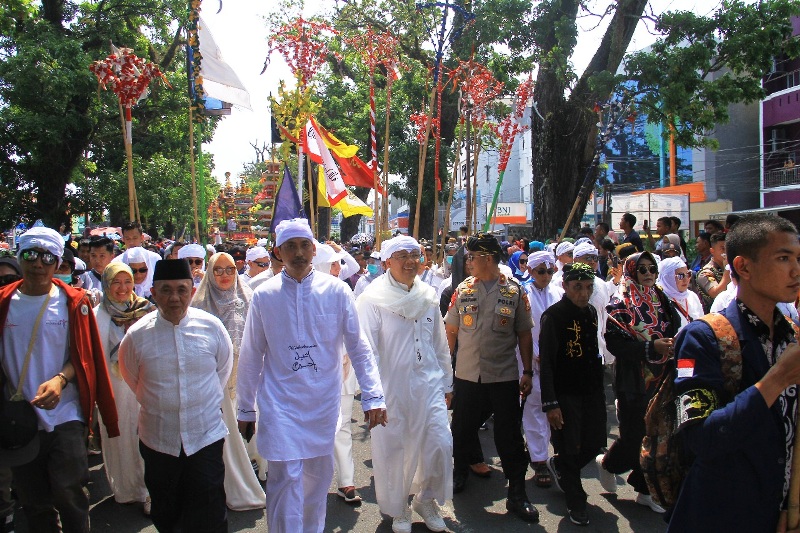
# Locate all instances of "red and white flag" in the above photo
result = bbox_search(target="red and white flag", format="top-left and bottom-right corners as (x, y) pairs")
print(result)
(303, 117), (347, 205)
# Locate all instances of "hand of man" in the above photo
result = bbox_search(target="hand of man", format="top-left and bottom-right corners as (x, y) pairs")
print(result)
(519, 374), (533, 398)
(775, 509), (800, 533)
(547, 408), (564, 430)
(758, 343), (800, 408)
(364, 408), (388, 430)
(653, 338), (674, 357)
(445, 392), (454, 409)
(31, 376), (63, 410)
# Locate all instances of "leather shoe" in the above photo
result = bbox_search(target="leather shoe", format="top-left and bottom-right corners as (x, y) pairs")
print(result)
(506, 496), (539, 522)
(453, 471), (468, 494)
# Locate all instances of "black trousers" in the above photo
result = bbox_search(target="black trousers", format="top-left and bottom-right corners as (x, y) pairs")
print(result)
(603, 392), (649, 494)
(553, 449), (597, 512)
(139, 439), (228, 533)
(451, 377), (527, 482)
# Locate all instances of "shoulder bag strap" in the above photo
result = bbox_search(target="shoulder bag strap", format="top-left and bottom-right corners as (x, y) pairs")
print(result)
(698, 313), (742, 399)
(9, 286), (53, 401)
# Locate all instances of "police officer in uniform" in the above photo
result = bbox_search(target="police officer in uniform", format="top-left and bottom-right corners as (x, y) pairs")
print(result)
(444, 233), (538, 522)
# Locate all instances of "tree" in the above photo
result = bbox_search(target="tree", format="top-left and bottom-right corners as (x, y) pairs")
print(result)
(0, 0), (219, 235)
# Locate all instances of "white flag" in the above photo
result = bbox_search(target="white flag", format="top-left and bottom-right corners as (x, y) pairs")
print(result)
(198, 17), (252, 110)
(305, 118), (347, 205)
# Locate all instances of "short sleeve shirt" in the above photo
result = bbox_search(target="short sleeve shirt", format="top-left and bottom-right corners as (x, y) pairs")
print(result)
(445, 274), (533, 383)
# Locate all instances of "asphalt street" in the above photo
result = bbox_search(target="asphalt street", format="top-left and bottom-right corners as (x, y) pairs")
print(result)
(15, 374), (668, 532)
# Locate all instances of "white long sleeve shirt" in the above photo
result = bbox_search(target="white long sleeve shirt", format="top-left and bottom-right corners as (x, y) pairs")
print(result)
(237, 269), (385, 462)
(119, 308), (233, 456)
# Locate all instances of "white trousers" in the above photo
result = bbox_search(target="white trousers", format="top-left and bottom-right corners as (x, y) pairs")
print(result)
(266, 455), (334, 533)
(333, 393), (356, 488)
(522, 369), (550, 463)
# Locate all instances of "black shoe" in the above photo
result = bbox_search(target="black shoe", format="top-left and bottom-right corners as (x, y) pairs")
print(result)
(506, 496), (539, 522)
(453, 471), (468, 494)
(569, 508), (589, 526)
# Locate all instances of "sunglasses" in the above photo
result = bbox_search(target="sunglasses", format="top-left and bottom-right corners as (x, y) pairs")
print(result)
(253, 261), (270, 268)
(518, 258), (528, 264)
(636, 265), (659, 275)
(130, 267), (148, 274)
(675, 271), (693, 280)
(534, 268), (555, 276)
(0, 250), (15, 258)
(20, 249), (57, 266)
(581, 255), (599, 262)
(213, 266), (236, 276)
(465, 253), (491, 262)
(186, 259), (204, 266)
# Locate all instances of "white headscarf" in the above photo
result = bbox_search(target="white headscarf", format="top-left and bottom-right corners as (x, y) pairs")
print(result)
(380, 235), (420, 261)
(275, 218), (313, 247)
(18, 227), (64, 268)
(573, 242), (598, 259)
(119, 246), (157, 298)
(657, 256), (703, 320)
(528, 251), (556, 270)
(178, 243), (207, 270)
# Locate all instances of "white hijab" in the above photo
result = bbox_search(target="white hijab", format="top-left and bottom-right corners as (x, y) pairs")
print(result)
(119, 246), (157, 298)
(657, 256), (703, 320)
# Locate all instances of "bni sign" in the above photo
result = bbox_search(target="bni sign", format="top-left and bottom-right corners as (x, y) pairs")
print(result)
(488, 203), (527, 225)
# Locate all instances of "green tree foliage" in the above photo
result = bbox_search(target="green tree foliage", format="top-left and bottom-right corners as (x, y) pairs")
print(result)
(0, 0), (219, 235)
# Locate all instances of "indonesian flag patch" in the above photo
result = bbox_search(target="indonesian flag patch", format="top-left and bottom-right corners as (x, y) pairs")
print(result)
(677, 359), (695, 378)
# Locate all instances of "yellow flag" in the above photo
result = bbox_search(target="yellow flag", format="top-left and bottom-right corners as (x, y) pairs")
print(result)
(314, 117), (359, 159)
(317, 166), (373, 218)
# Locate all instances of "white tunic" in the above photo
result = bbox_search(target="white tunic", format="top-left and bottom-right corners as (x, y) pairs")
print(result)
(525, 282), (564, 358)
(356, 272), (453, 516)
(237, 270), (385, 461)
(119, 308), (233, 456)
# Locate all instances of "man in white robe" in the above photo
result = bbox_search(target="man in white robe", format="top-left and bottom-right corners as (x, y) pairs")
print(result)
(236, 218), (387, 533)
(356, 236), (453, 533)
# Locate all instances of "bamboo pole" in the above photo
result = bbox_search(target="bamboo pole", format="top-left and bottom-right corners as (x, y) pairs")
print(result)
(471, 137), (482, 233)
(379, 78), (393, 248)
(413, 84), (437, 239)
(307, 155), (316, 237)
(442, 125), (463, 250)
(188, 104), (200, 242)
(118, 102), (137, 222)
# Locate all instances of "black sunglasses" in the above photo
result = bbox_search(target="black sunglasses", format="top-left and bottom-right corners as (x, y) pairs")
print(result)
(253, 261), (269, 268)
(186, 258), (204, 266)
(130, 267), (148, 274)
(636, 265), (659, 275)
(534, 268), (555, 276)
(20, 249), (57, 266)
(518, 258), (528, 264)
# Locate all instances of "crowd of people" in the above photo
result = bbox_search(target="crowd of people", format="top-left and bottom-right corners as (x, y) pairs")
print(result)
(0, 211), (799, 532)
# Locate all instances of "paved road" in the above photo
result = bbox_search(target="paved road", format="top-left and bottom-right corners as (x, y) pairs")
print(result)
(15, 375), (668, 532)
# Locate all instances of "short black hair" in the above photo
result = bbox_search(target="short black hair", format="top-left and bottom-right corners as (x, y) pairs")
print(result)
(657, 216), (671, 226)
(705, 220), (724, 233)
(710, 232), (726, 246)
(121, 221), (142, 234)
(459, 226), (468, 234)
(696, 232), (711, 245)
(88, 236), (113, 252)
(727, 214), (798, 279)
(579, 226), (594, 236)
(725, 214), (741, 228)
(618, 243), (637, 259)
(623, 213), (637, 227)
(669, 216), (681, 229)
(596, 222), (609, 233)
(601, 237), (616, 252)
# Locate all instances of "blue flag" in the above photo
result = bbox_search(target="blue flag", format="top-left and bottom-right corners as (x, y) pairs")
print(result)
(270, 165), (304, 234)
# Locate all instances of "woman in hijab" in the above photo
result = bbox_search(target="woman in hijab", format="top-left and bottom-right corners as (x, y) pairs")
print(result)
(191, 252), (265, 510)
(660, 234), (686, 262)
(94, 263), (154, 513)
(118, 246), (156, 299)
(597, 252), (682, 513)
(508, 250), (531, 288)
(656, 256), (704, 329)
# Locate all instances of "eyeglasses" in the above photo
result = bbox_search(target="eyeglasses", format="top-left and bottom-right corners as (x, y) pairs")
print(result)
(130, 267), (148, 274)
(391, 252), (421, 262)
(518, 258), (528, 264)
(534, 268), (555, 276)
(581, 255), (599, 262)
(213, 266), (236, 276)
(252, 261), (270, 268)
(20, 249), (57, 266)
(465, 253), (491, 262)
(675, 271), (693, 280)
(636, 265), (659, 275)
(186, 258), (203, 266)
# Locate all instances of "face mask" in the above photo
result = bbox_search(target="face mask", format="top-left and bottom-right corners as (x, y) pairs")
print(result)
(446, 256), (453, 265)
(367, 264), (380, 275)
(420, 255), (426, 264)
(54, 274), (73, 284)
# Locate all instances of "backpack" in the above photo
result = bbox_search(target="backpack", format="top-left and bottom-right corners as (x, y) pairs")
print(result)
(640, 313), (742, 511)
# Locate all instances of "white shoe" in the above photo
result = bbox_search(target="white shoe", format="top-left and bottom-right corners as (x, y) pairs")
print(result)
(595, 454), (617, 493)
(635, 493), (666, 513)
(412, 495), (446, 532)
(392, 507), (412, 533)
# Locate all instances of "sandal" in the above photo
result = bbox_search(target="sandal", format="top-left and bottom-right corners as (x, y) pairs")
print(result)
(533, 462), (552, 488)
(469, 462), (492, 478)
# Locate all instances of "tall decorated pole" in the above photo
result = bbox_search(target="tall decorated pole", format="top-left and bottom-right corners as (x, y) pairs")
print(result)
(346, 28), (402, 248)
(266, 17), (338, 236)
(90, 48), (171, 222)
(485, 77), (534, 233)
(413, 1), (474, 239)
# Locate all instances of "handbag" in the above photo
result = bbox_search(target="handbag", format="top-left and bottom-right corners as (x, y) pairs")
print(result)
(0, 288), (52, 466)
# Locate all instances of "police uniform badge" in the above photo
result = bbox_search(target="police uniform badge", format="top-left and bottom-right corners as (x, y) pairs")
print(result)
(462, 314), (474, 327)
